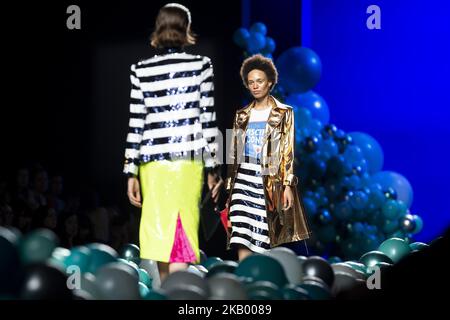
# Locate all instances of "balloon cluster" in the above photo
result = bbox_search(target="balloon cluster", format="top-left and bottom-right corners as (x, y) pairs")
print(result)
(232, 24), (424, 260)
(0, 227), (431, 300)
(233, 22), (276, 59)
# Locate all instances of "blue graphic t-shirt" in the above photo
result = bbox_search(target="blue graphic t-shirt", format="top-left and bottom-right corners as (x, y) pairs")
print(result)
(244, 107), (272, 160)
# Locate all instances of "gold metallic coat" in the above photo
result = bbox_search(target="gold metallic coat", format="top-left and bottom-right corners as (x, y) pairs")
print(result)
(226, 96), (312, 247)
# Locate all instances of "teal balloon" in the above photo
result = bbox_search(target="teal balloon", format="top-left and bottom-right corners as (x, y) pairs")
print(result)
(235, 254), (288, 288)
(317, 225), (337, 243)
(138, 282), (150, 299)
(19, 229), (58, 264)
(359, 251), (394, 267)
(65, 246), (91, 273)
(349, 190), (368, 210)
(138, 268), (152, 287)
(382, 219), (399, 234)
(411, 215), (423, 234)
(371, 171), (413, 208)
(381, 200), (401, 220)
(144, 289), (167, 300)
(345, 261), (367, 274)
(276, 47), (322, 93)
(49, 247), (71, 269)
(286, 91), (329, 124)
(378, 238), (411, 263)
(250, 22), (267, 36)
(327, 256), (342, 264)
(120, 243), (140, 265)
(409, 242), (428, 251)
(202, 257), (223, 270)
(206, 260), (238, 277)
(87, 243), (118, 274)
(232, 28), (250, 48)
(334, 201), (353, 220)
(348, 132), (383, 174)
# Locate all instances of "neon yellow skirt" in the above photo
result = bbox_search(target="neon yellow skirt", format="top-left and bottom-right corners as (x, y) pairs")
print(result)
(138, 160), (203, 263)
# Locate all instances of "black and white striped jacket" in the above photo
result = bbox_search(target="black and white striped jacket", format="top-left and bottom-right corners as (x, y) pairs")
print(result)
(123, 48), (219, 176)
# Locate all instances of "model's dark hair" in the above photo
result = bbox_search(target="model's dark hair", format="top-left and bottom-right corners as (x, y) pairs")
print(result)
(150, 6), (196, 48)
(240, 54), (278, 90)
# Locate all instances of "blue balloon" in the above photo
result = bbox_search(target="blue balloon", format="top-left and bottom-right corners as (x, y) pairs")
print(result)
(246, 31), (266, 54)
(294, 107), (312, 129)
(303, 197), (317, 217)
(320, 139), (339, 158)
(250, 22), (267, 36)
(370, 171), (414, 208)
(382, 219), (399, 234)
(262, 37), (276, 54)
(285, 91), (329, 124)
(334, 201), (353, 220)
(343, 145), (364, 164)
(348, 132), (384, 174)
(349, 190), (369, 210)
(233, 28), (250, 48)
(381, 200), (401, 220)
(308, 119), (323, 134)
(276, 47), (322, 93)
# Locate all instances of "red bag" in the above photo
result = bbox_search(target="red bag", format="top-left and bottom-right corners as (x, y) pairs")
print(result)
(219, 207), (231, 235)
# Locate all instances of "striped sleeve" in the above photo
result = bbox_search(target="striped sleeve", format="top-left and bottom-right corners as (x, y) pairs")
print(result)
(200, 57), (219, 168)
(123, 63), (146, 176)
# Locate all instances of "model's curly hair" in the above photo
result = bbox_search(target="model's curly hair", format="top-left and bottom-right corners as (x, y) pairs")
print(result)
(240, 54), (278, 90)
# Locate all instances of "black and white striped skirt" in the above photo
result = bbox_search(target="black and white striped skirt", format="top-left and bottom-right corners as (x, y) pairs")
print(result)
(229, 161), (270, 253)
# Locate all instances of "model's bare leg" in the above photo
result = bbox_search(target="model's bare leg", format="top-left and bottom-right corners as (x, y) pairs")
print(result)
(158, 261), (170, 282)
(238, 246), (253, 261)
(169, 262), (188, 274)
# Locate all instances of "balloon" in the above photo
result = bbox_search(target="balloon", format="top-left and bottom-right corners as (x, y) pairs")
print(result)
(202, 257), (223, 270)
(399, 214), (416, 233)
(349, 190), (369, 210)
(331, 263), (366, 281)
(87, 243), (118, 274)
(409, 242), (428, 251)
(317, 225), (337, 243)
(262, 37), (276, 54)
(64, 246), (91, 273)
(348, 132), (384, 174)
(302, 197), (317, 217)
(232, 28), (250, 48)
(320, 139), (339, 158)
(120, 243), (140, 265)
(250, 22), (268, 36)
(49, 247), (71, 270)
(301, 256), (334, 287)
(298, 277), (331, 300)
(327, 256), (342, 264)
(359, 251), (394, 268)
(77, 272), (101, 300)
(138, 282), (150, 298)
(138, 268), (152, 287)
(276, 47), (322, 93)
(199, 250), (207, 264)
(144, 289), (168, 300)
(234, 254), (288, 288)
(20, 262), (72, 300)
(371, 171), (413, 208)
(286, 91), (329, 124)
(187, 265), (205, 278)
(331, 273), (359, 296)
(321, 124), (338, 139)
(166, 284), (206, 300)
(161, 270), (210, 298)
(246, 31), (266, 54)
(411, 215), (423, 234)
(245, 281), (283, 300)
(139, 259), (160, 289)
(333, 201), (353, 220)
(208, 273), (248, 300)
(95, 262), (140, 300)
(206, 260), (238, 278)
(381, 199), (401, 220)
(264, 247), (304, 285)
(378, 238), (411, 263)
(294, 106), (312, 128)
(282, 284), (311, 300)
(19, 229), (58, 264)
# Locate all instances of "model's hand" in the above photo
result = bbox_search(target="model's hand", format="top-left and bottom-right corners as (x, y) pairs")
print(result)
(283, 186), (294, 211)
(127, 177), (142, 208)
(208, 172), (223, 203)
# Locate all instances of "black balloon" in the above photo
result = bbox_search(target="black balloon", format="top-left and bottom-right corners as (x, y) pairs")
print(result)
(20, 263), (72, 300)
(301, 256), (334, 287)
(0, 227), (22, 296)
(321, 124), (338, 139)
(303, 136), (319, 153)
